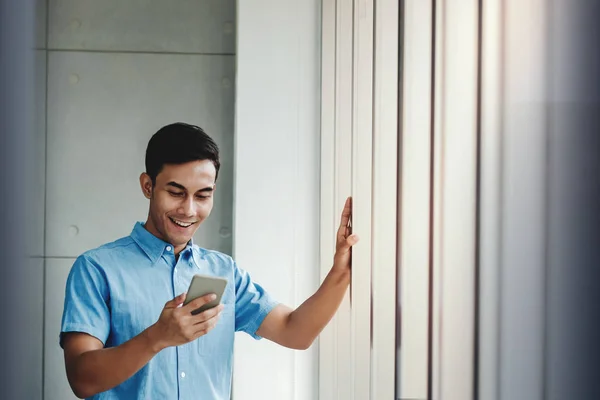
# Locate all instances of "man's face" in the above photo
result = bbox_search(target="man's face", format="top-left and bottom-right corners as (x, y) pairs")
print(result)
(140, 160), (216, 253)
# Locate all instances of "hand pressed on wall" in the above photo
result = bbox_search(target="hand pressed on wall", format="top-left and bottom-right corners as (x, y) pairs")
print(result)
(332, 196), (359, 274)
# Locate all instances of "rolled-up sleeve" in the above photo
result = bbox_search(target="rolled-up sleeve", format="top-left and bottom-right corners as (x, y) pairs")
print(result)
(233, 262), (279, 339)
(59, 254), (111, 348)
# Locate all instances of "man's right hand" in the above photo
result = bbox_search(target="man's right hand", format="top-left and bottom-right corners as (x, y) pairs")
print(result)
(147, 292), (224, 351)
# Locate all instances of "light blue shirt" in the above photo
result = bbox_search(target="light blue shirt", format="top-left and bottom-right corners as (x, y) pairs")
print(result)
(60, 222), (279, 399)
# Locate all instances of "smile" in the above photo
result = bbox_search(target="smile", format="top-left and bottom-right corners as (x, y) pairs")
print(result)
(169, 217), (197, 228)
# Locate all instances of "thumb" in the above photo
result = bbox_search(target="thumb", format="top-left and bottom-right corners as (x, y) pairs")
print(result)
(165, 292), (187, 308)
(346, 234), (359, 247)
(339, 234), (359, 252)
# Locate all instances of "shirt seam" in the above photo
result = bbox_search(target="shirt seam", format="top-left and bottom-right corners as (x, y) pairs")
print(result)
(60, 323), (108, 347)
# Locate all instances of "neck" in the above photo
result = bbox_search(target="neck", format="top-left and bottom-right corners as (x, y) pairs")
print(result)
(142, 217), (163, 242)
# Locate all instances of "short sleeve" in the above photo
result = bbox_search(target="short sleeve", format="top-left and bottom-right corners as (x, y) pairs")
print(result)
(59, 255), (111, 348)
(234, 262), (279, 339)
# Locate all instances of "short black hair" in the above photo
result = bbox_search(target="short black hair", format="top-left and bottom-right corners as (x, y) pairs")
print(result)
(145, 122), (220, 184)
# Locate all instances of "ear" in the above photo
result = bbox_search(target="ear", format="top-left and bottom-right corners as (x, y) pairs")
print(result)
(139, 173), (153, 199)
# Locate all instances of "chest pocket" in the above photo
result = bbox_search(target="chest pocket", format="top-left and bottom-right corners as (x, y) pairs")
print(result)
(196, 302), (235, 356)
(110, 290), (166, 346)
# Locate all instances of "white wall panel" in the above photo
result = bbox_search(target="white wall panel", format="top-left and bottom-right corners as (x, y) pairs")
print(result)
(320, 1), (398, 398)
(234, 1), (321, 400)
(398, 1), (433, 397)
(479, 1), (549, 399)
(48, 0), (235, 54)
(319, 1), (354, 398)
(431, 1), (479, 398)
(371, 1), (399, 399)
(479, 0), (502, 399)
(499, 1), (548, 399)
(44, 258), (78, 400)
(46, 52), (235, 257)
(318, 1), (337, 399)
(350, 0), (374, 398)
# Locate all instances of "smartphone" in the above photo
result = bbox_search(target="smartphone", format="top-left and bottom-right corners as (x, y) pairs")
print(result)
(183, 274), (228, 315)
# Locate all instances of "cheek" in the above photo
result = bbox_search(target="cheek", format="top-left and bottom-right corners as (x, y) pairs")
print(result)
(198, 200), (214, 218)
(151, 196), (177, 217)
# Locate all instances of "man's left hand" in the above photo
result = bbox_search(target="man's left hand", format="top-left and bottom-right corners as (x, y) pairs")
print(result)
(333, 196), (359, 273)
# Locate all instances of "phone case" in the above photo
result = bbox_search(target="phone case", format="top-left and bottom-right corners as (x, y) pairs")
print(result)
(183, 274), (229, 315)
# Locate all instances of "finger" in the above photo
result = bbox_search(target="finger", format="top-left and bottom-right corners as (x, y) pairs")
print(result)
(193, 315), (220, 337)
(165, 292), (187, 308)
(192, 304), (224, 324)
(337, 197), (352, 235)
(181, 293), (217, 313)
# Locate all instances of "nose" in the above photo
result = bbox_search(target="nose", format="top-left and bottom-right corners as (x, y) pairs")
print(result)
(178, 195), (196, 217)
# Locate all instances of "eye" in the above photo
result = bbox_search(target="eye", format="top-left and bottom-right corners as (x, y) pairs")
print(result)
(168, 191), (184, 197)
(196, 194), (211, 200)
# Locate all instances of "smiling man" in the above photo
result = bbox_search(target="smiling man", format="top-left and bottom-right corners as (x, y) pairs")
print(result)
(59, 122), (358, 400)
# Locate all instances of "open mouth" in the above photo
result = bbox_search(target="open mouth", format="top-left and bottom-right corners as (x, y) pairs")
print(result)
(169, 217), (197, 229)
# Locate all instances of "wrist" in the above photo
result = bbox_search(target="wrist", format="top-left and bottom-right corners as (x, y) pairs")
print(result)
(143, 324), (167, 353)
(329, 266), (351, 284)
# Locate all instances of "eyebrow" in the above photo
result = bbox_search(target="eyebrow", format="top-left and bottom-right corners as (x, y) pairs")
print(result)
(166, 181), (214, 193)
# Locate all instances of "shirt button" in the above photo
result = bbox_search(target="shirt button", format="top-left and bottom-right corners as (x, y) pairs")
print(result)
(174, 267), (178, 273)
(166, 246), (172, 252)
(181, 372), (186, 378)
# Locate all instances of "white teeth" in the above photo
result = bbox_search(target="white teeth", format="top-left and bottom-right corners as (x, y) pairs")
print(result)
(170, 218), (194, 228)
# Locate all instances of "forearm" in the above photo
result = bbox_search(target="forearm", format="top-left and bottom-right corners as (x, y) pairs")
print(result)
(68, 326), (163, 398)
(287, 267), (350, 348)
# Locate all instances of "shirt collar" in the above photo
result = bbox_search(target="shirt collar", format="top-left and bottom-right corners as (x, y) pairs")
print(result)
(130, 222), (194, 264)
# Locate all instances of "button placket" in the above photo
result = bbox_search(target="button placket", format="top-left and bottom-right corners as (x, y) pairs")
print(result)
(173, 251), (191, 296)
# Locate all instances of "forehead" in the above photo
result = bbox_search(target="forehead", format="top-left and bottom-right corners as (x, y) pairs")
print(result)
(156, 160), (216, 189)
